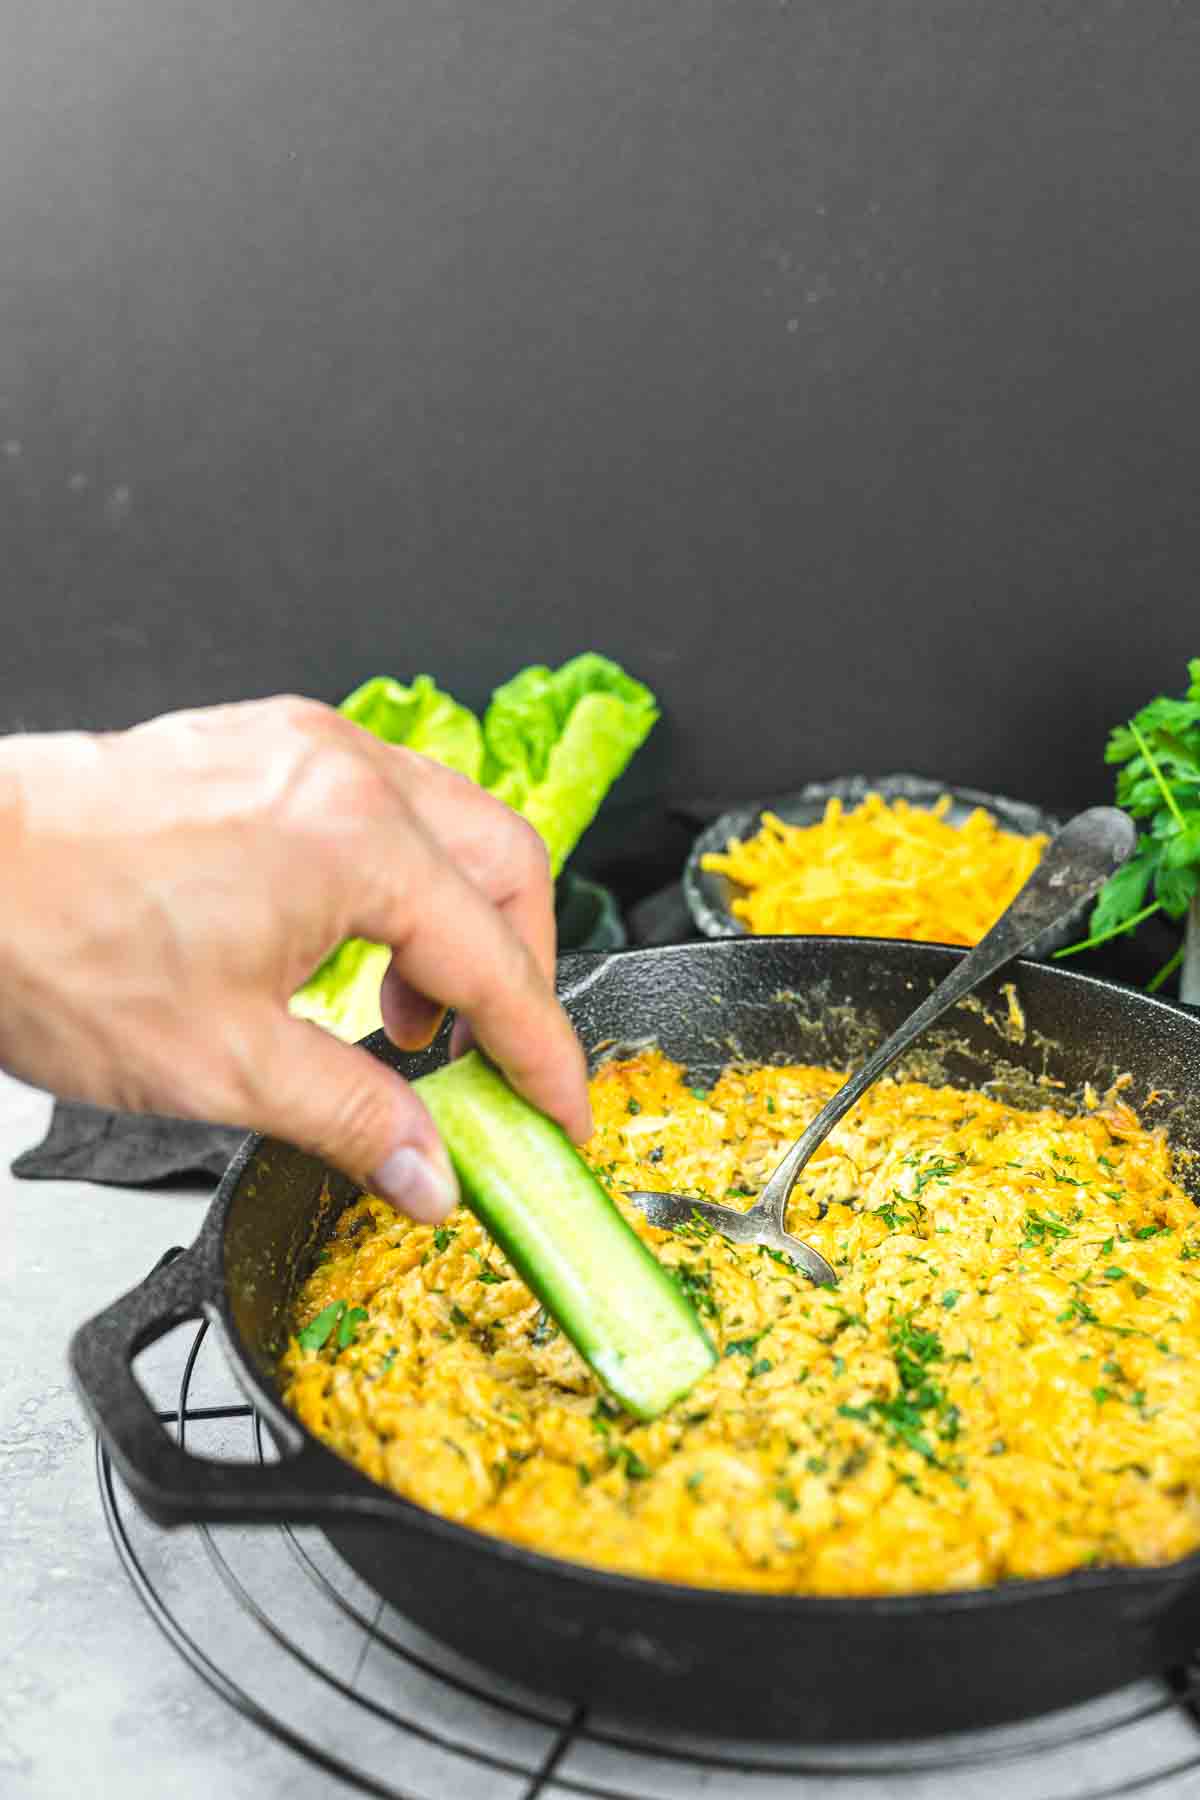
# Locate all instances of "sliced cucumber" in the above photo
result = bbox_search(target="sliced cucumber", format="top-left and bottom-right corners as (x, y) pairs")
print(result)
(416, 1051), (716, 1420)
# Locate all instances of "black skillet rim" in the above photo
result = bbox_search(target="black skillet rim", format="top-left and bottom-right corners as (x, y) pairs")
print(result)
(207, 935), (1200, 1620)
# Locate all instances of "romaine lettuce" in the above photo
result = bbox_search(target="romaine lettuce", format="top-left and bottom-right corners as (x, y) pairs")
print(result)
(338, 673), (483, 780)
(481, 654), (658, 875)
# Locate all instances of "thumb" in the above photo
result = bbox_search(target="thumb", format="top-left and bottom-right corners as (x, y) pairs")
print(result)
(256, 1016), (459, 1224)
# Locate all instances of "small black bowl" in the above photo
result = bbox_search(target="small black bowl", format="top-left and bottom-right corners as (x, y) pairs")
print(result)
(683, 771), (1076, 959)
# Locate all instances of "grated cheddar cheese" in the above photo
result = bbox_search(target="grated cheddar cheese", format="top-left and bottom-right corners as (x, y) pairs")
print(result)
(701, 792), (1047, 945)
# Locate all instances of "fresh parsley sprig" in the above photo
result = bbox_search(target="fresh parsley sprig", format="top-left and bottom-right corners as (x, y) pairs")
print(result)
(1056, 658), (1200, 990)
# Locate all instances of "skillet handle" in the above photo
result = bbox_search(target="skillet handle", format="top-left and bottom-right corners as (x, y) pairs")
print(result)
(70, 1243), (389, 1527)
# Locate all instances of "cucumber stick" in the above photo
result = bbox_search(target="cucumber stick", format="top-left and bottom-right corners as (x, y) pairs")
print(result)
(416, 1051), (716, 1420)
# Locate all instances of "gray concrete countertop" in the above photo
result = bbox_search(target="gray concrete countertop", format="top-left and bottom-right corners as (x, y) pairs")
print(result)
(0, 1072), (333, 1799)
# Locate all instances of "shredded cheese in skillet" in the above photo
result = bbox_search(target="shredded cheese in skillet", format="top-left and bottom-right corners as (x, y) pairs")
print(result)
(280, 1053), (1200, 1594)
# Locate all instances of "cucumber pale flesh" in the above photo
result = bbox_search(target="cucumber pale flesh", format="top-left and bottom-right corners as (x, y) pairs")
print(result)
(416, 1051), (716, 1420)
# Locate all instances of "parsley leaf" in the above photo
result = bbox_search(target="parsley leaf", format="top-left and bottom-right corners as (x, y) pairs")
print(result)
(1022, 1208), (1073, 1248)
(297, 1299), (368, 1352)
(337, 1305), (368, 1349)
(1056, 661), (1200, 990)
(296, 1301), (346, 1351)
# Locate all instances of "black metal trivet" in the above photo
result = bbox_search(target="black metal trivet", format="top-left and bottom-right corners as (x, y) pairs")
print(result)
(97, 1285), (1200, 1800)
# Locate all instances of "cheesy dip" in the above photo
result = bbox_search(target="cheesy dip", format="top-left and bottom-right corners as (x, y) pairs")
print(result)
(280, 1052), (1200, 1595)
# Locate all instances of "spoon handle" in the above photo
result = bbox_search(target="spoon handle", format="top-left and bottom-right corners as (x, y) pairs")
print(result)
(751, 806), (1136, 1235)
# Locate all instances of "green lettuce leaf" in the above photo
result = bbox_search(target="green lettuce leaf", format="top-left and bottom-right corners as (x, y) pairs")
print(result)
(481, 654), (658, 876)
(290, 938), (393, 1042)
(290, 654), (656, 1038)
(338, 673), (484, 778)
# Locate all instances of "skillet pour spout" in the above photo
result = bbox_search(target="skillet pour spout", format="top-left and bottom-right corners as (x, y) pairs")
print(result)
(71, 936), (1200, 1741)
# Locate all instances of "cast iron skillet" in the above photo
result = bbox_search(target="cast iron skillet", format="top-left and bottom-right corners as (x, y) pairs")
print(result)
(71, 937), (1200, 1741)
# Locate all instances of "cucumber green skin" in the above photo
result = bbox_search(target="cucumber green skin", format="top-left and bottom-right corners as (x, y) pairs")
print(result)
(416, 1052), (716, 1421)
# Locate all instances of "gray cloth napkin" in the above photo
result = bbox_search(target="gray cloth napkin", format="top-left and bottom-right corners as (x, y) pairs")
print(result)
(11, 1101), (244, 1187)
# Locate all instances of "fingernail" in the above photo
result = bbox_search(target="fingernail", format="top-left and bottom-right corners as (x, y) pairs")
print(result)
(370, 1142), (458, 1223)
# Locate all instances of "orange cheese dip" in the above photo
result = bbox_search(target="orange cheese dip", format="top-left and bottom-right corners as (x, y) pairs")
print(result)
(281, 1051), (1200, 1594)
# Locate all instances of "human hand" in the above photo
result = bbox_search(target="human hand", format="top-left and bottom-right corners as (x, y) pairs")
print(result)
(0, 696), (591, 1221)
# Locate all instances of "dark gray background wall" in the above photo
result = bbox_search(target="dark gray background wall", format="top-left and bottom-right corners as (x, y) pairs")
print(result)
(3, 0), (1198, 823)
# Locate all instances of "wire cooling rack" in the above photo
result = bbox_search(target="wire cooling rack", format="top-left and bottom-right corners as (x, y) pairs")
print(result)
(97, 1286), (1200, 1800)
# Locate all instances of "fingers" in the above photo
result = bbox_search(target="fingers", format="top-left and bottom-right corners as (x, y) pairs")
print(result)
(379, 960), (446, 1050)
(349, 738), (559, 983)
(256, 1014), (460, 1222)
(348, 815), (592, 1143)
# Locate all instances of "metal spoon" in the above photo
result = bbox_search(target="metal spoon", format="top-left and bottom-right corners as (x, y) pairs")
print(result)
(625, 806), (1136, 1285)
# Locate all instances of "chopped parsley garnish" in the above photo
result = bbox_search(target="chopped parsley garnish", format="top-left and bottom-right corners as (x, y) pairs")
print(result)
(911, 1155), (964, 1194)
(876, 1192), (926, 1233)
(296, 1301), (344, 1351)
(1104, 1267), (1127, 1282)
(614, 1445), (650, 1481)
(531, 1307), (559, 1345)
(1134, 1223), (1170, 1239)
(450, 1304), (470, 1327)
(837, 1314), (957, 1467)
(671, 1262), (719, 1320)
(432, 1226), (457, 1253)
(775, 1483), (798, 1512)
(1022, 1209), (1073, 1248)
(748, 1358), (773, 1379)
(1058, 1292), (1101, 1327)
(689, 1086), (710, 1101)
(626, 1097), (642, 1115)
(672, 1208), (715, 1242)
(757, 1244), (794, 1269)
(476, 1263), (505, 1285)
(941, 1290), (960, 1310)
(724, 1331), (769, 1358)
(297, 1300), (368, 1352)
(338, 1305), (368, 1349)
